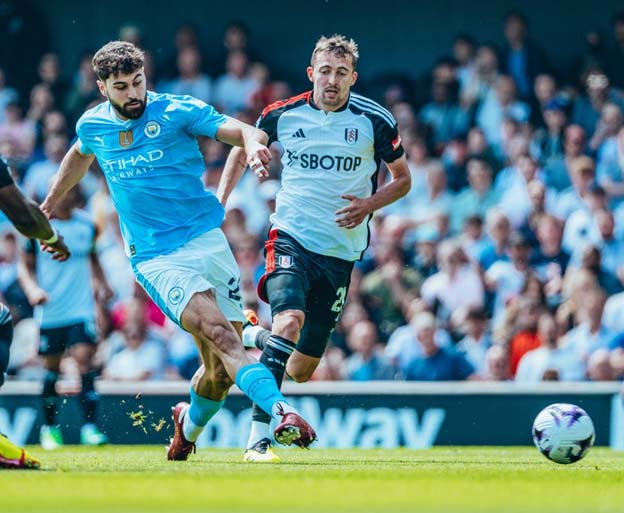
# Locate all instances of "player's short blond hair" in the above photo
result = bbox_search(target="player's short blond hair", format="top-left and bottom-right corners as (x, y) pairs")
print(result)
(311, 34), (359, 69)
(92, 41), (144, 81)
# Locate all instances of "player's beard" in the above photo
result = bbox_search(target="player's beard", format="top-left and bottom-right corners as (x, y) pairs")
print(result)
(109, 94), (148, 120)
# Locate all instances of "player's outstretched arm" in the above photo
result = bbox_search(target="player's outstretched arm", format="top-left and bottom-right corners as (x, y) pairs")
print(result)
(0, 184), (71, 261)
(41, 143), (94, 218)
(215, 118), (271, 177)
(336, 154), (411, 229)
(217, 147), (248, 207)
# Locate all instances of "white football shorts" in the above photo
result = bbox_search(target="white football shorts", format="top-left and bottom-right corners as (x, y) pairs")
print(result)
(133, 228), (245, 326)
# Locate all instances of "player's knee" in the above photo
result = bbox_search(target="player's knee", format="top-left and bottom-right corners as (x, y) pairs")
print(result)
(273, 310), (305, 341)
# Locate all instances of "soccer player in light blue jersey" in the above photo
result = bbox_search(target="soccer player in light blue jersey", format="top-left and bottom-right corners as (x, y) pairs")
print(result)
(42, 41), (316, 460)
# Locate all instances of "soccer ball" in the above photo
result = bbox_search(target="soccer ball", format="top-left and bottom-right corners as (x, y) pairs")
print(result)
(532, 403), (595, 464)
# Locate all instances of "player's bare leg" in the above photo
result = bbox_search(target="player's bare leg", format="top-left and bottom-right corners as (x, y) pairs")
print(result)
(168, 290), (315, 461)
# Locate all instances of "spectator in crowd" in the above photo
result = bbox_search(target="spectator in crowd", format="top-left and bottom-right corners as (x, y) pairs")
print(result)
(556, 155), (598, 220)
(500, 10), (550, 100)
(482, 344), (510, 380)
(531, 97), (566, 165)
(401, 312), (476, 381)
(451, 157), (499, 233)
(453, 34), (477, 90)
(36, 53), (69, 111)
(586, 348), (615, 381)
(0, 102), (35, 161)
(65, 52), (100, 126)
(597, 125), (624, 204)
(102, 299), (168, 381)
(562, 287), (616, 380)
(530, 214), (569, 307)
(342, 320), (395, 381)
(515, 311), (576, 382)
(459, 215), (488, 264)
(485, 232), (532, 324)
(163, 46), (212, 103)
(421, 239), (483, 329)
(476, 75), (530, 149)
(0, 68), (18, 124)
(562, 181), (607, 254)
(478, 208), (511, 272)
(503, 296), (542, 377)
(571, 67), (624, 138)
(456, 307), (491, 374)
(21, 134), (67, 202)
(213, 50), (258, 115)
(460, 44), (500, 113)
(360, 237), (422, 341)
(543, 124), (585, 192)
(530, 73), (558, 128)
(602, 288), (624, 333)
(419, 78), (469, 149)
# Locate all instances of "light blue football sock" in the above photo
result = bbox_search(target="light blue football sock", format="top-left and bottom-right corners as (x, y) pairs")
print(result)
(188, 386), (224, 427)
(235, 363), (288, 417)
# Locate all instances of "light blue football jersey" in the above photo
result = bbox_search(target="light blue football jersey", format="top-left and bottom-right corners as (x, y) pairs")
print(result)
(28, 210), (97, 329)
(76, 91), (229, 264)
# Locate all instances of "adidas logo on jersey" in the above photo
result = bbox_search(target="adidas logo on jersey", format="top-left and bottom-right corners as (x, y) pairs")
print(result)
(292, 128), (306, 138)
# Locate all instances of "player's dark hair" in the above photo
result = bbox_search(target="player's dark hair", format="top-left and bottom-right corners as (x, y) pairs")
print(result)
(312, 34), (359, 69)
(92, 41), (144, 81)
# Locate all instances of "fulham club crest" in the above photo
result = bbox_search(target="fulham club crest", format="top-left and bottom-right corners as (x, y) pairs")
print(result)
(345, 128), (358, 145)
(278, 255), (293, 268)
(118, 130), (133, 147)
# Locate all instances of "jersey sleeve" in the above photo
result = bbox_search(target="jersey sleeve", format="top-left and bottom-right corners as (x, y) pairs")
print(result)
(372, 116), (405, 164)
(75, 118), (95, 156)
(255, 108), (280, 145)
(176, 96), (229, 138)
(0, 158), (14, 188)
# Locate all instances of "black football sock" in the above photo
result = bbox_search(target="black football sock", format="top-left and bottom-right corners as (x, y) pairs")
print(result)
(80, 370), (99, 423)
(251, 335), (296, 429)
(42, 370), (59, 426)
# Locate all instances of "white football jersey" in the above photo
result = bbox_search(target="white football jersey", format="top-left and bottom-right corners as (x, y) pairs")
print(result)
(256, 91), (404, 261)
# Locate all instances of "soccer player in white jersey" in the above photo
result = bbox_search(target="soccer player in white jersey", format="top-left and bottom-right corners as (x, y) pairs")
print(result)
(0, 156), (70, 468)
(42, 41), (316, 460)
(19, 185), (112, 450)
(218, 35), (411, 462)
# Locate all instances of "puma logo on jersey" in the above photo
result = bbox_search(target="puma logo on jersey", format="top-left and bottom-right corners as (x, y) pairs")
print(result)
(292, 128), (306, 138)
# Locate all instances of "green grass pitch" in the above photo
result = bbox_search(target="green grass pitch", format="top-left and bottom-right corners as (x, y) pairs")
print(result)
(1, 446), (623, 513)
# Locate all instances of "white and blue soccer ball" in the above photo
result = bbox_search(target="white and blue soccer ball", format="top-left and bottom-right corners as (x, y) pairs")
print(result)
(532, 403), (595, 464)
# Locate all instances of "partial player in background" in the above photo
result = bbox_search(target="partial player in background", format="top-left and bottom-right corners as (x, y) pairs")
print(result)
(0, 156), (70, 469)
(18, 185), (112, 450)
(218, 34), (410, 462)
(42, 41), (316, 461)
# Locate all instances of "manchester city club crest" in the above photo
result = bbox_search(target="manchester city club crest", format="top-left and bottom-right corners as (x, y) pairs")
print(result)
(144, 121), (161, 138)
(345, 128), (358, 144)
(168, 286), (185, 305)
(118, 129), (133, 147)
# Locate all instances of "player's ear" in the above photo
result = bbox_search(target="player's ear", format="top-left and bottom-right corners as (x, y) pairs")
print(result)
(96, 80), (108, 98)
(306, 66), (314, 83)
(351, 71), (358, 87)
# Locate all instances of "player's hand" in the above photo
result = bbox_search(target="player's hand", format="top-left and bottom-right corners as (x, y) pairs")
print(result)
(27, 287), (48, 306)
(246, 142), (271, 178)
(96, 282), (115, 304)
(335, 194), (371, 229)
(40, 235), (71, 262)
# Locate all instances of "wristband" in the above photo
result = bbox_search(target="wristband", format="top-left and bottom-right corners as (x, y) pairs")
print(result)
(41, 228), (59, 245)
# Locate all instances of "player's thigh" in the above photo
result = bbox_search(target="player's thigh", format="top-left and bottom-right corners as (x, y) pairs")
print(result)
(66, 321), (97, 369)
(180, 288), (245, 364)
(39, 326), (68, 360)
(294, 259), (353, 359)
(259, 228), (311, 318)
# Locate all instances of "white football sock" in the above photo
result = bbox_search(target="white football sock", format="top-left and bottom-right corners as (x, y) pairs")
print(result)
(181, 405), (204, 442)
(271, 401), (297, 419)
(247, 420), (271, 448)
(242, 325), (265, 349)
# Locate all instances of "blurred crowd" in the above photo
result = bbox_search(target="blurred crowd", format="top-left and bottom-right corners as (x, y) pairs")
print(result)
(2, 11), (624, 384)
